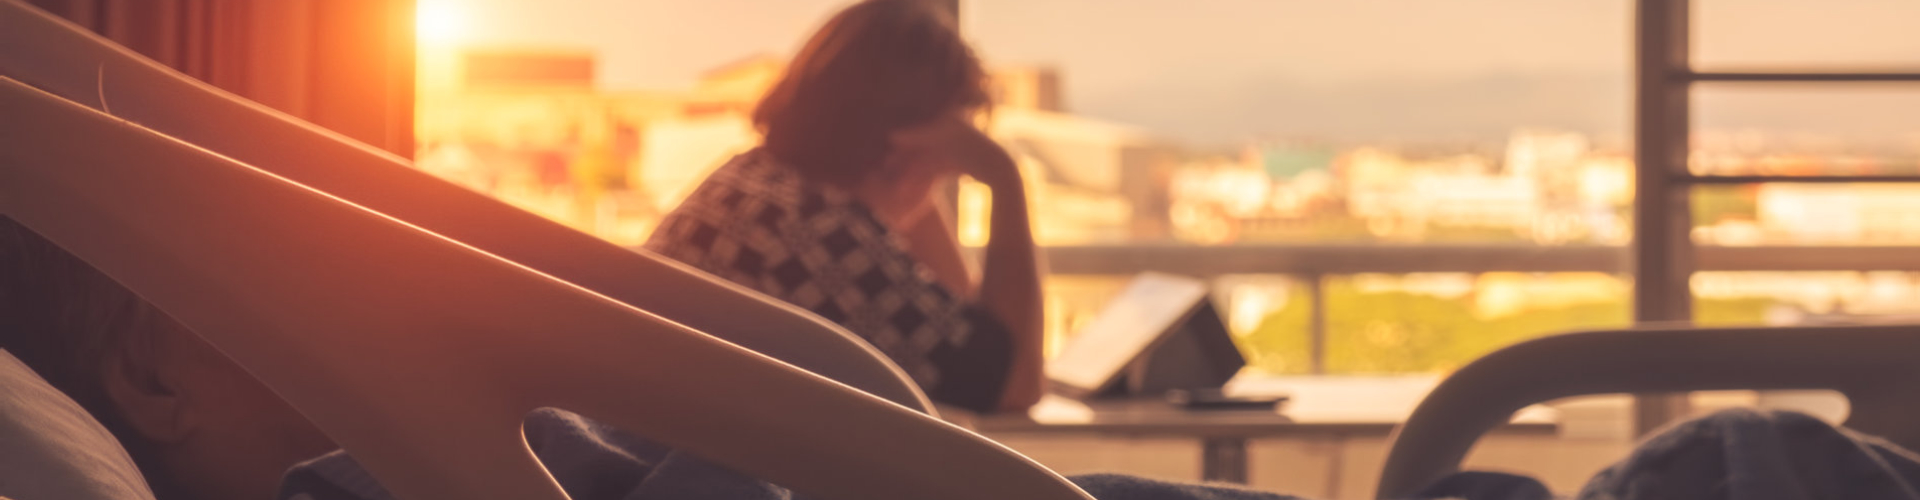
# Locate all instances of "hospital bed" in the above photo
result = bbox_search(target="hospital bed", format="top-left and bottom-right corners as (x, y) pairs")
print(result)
(1376, 323), (1920, 499)
(0, 2), (1072, 500)
(6, 2), (1920, 500)
(0, 0), (929, 416)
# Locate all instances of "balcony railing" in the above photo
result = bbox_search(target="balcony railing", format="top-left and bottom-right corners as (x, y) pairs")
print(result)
(1010, 244), (1920, 373)
(985, 244), (1920, 276)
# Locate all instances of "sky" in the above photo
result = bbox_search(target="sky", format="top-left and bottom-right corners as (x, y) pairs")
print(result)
(419, 0), (1920, 147)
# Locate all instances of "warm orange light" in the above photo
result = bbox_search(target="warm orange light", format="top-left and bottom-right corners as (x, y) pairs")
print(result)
(417, 1), (467, 45)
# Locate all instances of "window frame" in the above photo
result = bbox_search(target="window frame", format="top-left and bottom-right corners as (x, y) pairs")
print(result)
(1630, 0), (1920, 432)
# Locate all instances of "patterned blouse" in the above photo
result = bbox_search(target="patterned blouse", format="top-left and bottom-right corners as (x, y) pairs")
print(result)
(645, 149), (1011, 412)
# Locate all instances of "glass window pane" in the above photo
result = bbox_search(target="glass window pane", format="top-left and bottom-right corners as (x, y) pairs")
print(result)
(417, 2), (1636, 378)
(1696, 0), (1920, 70)
(1048, 273), (1634, 376)
(1216, 274), (1313, 374)
(1694, 184), (1920, 246)
(1692, 86), (1920, 177)
(967, 0), (1630, 246)
(415, 0), (850, 245)
(1693, 271), (1920, 325)
(1315, 273), (1629, 374)
(418, 1), (1633, 249)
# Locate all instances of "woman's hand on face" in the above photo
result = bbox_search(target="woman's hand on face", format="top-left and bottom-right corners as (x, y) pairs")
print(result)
(887, 116), (1023, 190)
(856, 133), (950, 228)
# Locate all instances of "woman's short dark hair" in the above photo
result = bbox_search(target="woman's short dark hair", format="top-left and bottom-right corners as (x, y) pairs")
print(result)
(754, 0), (990, 185)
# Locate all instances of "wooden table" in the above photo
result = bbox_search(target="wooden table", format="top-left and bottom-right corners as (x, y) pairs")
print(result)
(959, 383), (1558, 484)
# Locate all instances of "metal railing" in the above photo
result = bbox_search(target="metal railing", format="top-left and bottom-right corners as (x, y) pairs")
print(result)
(1024, 243), (1920, 374)
(1040, 244), (1920, 276)
(1634, 0), (1920, 433)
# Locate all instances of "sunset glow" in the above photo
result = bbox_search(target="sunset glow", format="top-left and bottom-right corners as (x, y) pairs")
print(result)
(416, 1), (469, 45)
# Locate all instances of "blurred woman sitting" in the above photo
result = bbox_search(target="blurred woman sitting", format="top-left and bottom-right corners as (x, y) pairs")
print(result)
(645, 0), (1044, 414)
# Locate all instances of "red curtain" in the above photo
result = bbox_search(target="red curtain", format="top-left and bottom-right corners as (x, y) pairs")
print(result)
(26, 0), (416, 158)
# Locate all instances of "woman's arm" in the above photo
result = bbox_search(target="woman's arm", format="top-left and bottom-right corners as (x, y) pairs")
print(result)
(885, 118), (1047, 413)
(971, 173), (1046, 413)
(895, 197), (976, 298)
(889, 173), (1043, 413)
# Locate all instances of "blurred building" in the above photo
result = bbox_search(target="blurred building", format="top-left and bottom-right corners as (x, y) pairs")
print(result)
(1343, 148), (1537, 240)
(417, 52), (1181, 246)
(990, 65), (1065, 112)
(462, 48), (596, 90)
(973, 107), (1176, 244)
(1757, 184), (1920, 244)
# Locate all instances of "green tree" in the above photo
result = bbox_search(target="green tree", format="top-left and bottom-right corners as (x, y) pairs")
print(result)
(1237, 278), (1779, 374)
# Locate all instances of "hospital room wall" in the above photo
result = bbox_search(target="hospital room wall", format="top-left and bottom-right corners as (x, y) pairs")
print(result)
(25, 0), (416, 158)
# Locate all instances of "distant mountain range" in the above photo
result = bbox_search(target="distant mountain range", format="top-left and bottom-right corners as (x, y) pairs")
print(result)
(1074, 72), (1628, 147)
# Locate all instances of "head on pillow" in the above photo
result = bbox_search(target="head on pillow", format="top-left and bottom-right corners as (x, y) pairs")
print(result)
(0, 217), (335, 500)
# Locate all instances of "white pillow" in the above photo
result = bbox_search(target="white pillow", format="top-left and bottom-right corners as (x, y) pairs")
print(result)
(0, 349), (155, 500)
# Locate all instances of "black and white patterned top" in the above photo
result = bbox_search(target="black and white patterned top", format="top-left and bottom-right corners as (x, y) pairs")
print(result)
(645, 149), (1011, 412)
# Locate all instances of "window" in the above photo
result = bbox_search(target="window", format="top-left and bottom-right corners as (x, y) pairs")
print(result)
(415, 0), (852, 246)
(1631, 0), (1920, 429)
(1636, 0), (1920, 326)
(412, 1), (1920, 381)
(962, 0), (1635, 374)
